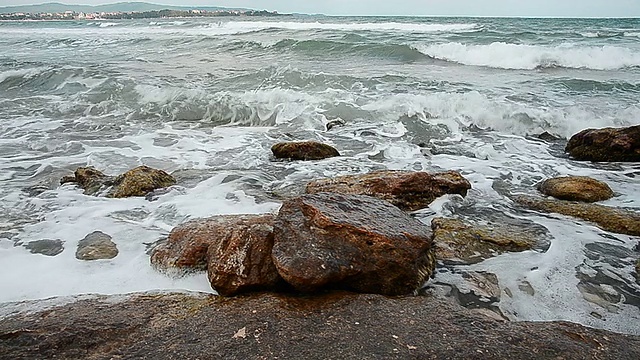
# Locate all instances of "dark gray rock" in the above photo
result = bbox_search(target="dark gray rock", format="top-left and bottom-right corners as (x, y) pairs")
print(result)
(23, 239), (64, 256)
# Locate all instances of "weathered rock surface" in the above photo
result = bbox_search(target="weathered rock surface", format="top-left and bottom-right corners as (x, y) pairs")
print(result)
(431, 218), (540, 264)
(23, 239), (64, 257)
(538, 176), (614, 203)
(75, 231), (118, 260)
(271, 141), (340, 161)
(566, 125), (640, 162)
(1, 292), (639, 360)
(272, 193), (435, 295)
(306, 170), (472, 211)
(205, 214), (282, 296)
(60, 165), (176, 198)
(514, 195), (640, 236)
(151, 214), (279, 292)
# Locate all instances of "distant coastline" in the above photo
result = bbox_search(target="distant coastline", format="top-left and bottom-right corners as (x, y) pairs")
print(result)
(0, 9), (286, 21)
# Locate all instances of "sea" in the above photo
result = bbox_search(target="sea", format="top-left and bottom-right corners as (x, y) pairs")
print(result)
(0, 16), (639, 334)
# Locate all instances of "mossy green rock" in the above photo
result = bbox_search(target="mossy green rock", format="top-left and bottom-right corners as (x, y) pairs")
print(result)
(431, 218), (539, 264)
(515, 195), (640, 236)
(538, 176), (614, 203)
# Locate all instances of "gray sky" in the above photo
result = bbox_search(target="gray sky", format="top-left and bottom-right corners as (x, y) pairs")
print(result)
(2, 0), (639, 17)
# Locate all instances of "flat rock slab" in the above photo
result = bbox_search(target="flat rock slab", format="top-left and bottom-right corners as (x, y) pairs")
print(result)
(23, 239), (64, 256)
(1, 292), (639, 360)
(306, 170), (471, 211)
(565, 125), (640, 162)
(273, 193), (435, 295)
(515, 195), (640, 236)
(538, 176), (614, 203)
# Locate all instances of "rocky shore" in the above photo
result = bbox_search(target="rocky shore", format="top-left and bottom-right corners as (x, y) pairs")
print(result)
(1, 291), (639, 360)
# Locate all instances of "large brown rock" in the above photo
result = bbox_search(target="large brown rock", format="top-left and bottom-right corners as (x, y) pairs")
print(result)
(514, 195), (640, 236)
(431, 218), (540, 264)
(205, 214), (283, 296)
(538, 176), (614, 203)
(1, 292), (639, 360)
(566, 125), (640, 162)
(306, 170), (472, 211)
(151, 215), (276, 276)
(271, 141), (340, 161)
(60, 165), (176, 198)
(272, 193), (436, 295)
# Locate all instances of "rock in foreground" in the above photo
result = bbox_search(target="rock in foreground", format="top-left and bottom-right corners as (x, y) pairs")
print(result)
(515, 195), (640, 236)
(306, 170), (471, 211)
(431, 218), (541, 264)
(566, 125), (640, 162)
(272, 193), (435, 295)
(61, 165), (176, 198)
(1, 292), (639, 360)
(271, 141), (340, 161)
(75, 231), (118, 260)
(538, 176), (614, 203)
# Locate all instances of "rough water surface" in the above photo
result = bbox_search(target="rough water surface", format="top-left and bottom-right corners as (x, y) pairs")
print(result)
(0, 16), (639, 334)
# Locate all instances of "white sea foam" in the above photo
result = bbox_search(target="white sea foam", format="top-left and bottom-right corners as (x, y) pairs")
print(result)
(98, 22), (119, 28)
(416, 42), (640, 70)
(0, 67), (48, 84)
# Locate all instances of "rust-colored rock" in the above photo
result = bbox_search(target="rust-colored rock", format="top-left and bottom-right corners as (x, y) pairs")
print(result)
(205, 214), (283, 296)
(431, 218), (540, 264)
(306, 170), (471, 211)
(271, 141), (340, 161)
(272, 193), (436, 295)
(107, 166), (176, 198)
(566, 125), (640, 162)
(60, 165), (175, 198)
(538, 176), (614, 203)
(151, 214), (275, 276)
(514, 195), (640, 236)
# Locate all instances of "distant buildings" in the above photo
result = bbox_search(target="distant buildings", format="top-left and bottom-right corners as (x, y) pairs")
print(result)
(0, 9), (283, 21)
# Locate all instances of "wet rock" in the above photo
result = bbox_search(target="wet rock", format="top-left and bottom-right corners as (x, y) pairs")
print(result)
(205, 215), (283, 296)
(514, 195), (640, 236)
(1, 292), (639, 360)
(306, 170), (471, 211)
(538, 176), (614, 203)
(635, 259), (640, 281)
(537, 131), (562, 142)
(271, 141), (340, 161)
(326, 119), (345, 131)
(449, 271), (502, 309)
(151, 214), (276, 277)
(23, 239), (64, 256)
(76, 231), (118, 260)
(431, 218), (539, 264)
(566, 125), (640, 162)
(60, 166), (176, 198)
(272, 193), (435, 295)
(577, 281), (621, 313)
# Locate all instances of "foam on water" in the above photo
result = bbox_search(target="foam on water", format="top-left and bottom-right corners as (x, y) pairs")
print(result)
(417, 42), (640, 70)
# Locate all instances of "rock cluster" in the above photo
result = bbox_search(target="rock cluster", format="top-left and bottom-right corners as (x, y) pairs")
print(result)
(61, 165), (176, 198)
(306, 170), (471, 211)
(565, 125), (640, 162)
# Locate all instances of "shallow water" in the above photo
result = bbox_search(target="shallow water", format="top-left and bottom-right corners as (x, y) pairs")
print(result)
(0, 16), (639, 334)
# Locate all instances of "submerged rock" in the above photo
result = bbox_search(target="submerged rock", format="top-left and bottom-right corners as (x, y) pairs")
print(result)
(306, 170), (471, 211)
(76, 231), (118, 260)
(60, 166), (176, 198)
(272, 193), (435, 295)
(205, 214), (282, 296)
(538, 176), (614, 203)
(431, 218), (540, 264)
(1, 292), (639, 360)
(636, 260), (640, 281)
(514, 195), (640, 236)
(23, 239), (64, 257)
(271, 141), (340, 161)
(566, 125), (640, 162)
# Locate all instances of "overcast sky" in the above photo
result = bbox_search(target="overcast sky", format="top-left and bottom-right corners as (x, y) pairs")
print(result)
(3, 0), (639, 17)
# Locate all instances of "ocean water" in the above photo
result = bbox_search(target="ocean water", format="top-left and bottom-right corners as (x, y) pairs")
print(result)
(0, 16), (639, 333)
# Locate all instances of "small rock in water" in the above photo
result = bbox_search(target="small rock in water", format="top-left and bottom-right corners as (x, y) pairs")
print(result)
(514, 195), (640, 236)
(272, 193), (436, 295)
(306, 170), (471, 211)
(271, 141), (340, 161)
(24, 239), (64, 256)
(431, 218), (540, 264)
(76, 231), (118, 260)
(537, 176), (614, 203)
(450, 271), (501, 307)
(565, 125), (640, 162)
